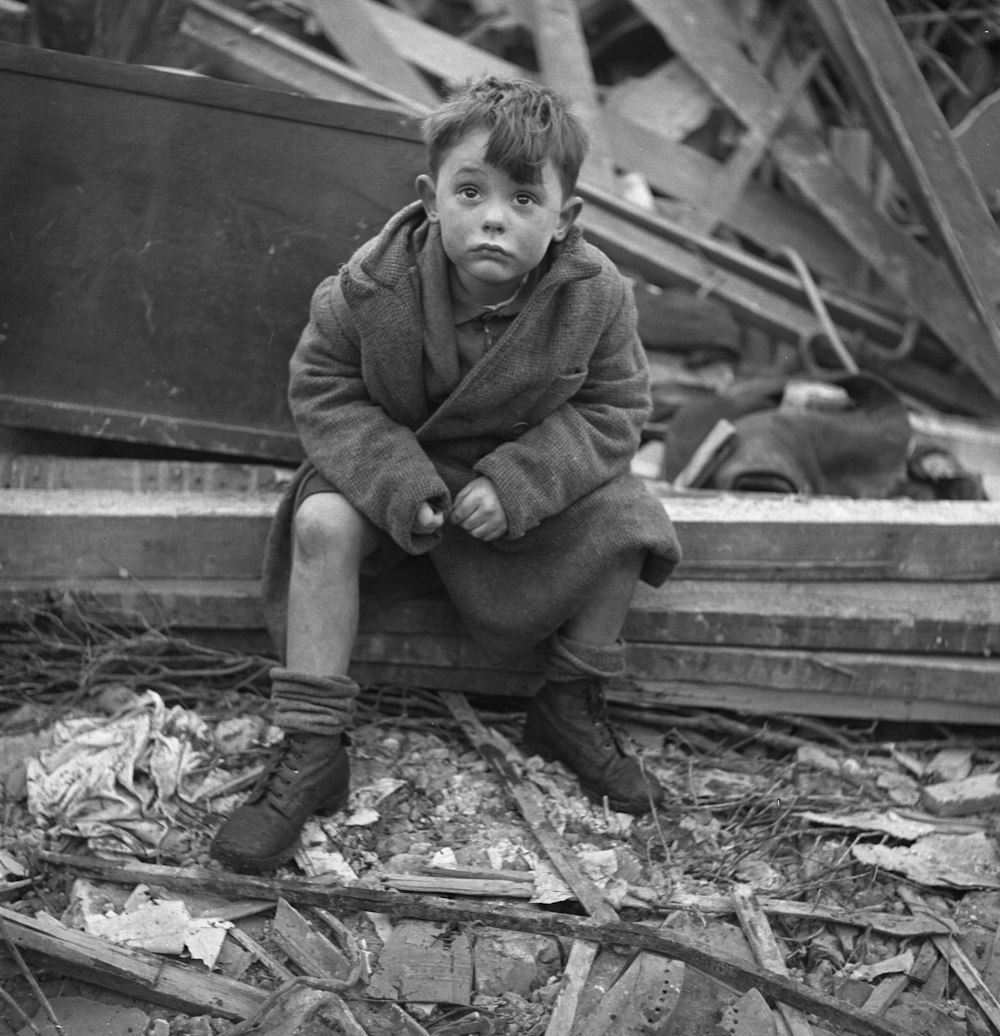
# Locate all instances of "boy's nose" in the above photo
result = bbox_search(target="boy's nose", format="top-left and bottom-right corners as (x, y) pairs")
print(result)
(481, 202), (506, 231)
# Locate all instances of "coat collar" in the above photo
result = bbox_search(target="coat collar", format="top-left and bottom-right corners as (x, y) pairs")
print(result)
(340, 201), (602, 430)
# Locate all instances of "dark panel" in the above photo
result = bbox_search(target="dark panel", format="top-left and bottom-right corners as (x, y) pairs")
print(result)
(0, 42), (425, 460)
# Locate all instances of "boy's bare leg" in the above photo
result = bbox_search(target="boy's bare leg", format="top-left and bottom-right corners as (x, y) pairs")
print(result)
(286, 492), (380, 675)
(210, 492), (377, 872)
(525, 549), (663, 814)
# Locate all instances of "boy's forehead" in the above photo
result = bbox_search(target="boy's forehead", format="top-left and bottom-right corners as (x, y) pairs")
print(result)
(438, 130), (556, 188)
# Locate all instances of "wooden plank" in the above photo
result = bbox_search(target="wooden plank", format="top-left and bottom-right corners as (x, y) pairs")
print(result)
(440, 692), (618, 921)
(0, 455), (291, 493)
(0, 905), (266, 1020)
(954, 88), (1000, 204)
(656, 493), (1000, 581)
(180, 0), (413, 110)
(3, 490), (1000, 582)
(0, 39), (424, 458)
(0, 490), (273, 581)
(602, 56), (857, 282)
(270, 898), (353, 981)
(357, 0), (907, 346)
(528, 0), (616, 191)
(732, 884), (815, 1036)
(366, 580), (1000, 655)
(439, 691), (618, 1034)
(578, 182), (906, 348)
(629, 580), (1000, 655)
(814, 1), (1000, 346)
(687, 49), (822, 236)
(360, 0), (524, 85)
(183, 3), (905, 349)
(7, 575), (997, 657)
(0, 577), (266, 629)
(350, 652), (1000, 725)
(310, 0), (440, 108)
(576, 201), (816, 341)
(630, 0), (1000, 396)
(350, 634), (1000, 721)
(602, 114), (865, 286)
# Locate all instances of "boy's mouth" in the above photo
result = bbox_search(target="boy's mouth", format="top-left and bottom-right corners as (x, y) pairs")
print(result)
(473, 244), (512, 257)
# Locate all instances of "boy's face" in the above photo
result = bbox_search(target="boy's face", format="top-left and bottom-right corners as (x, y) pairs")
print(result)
(416, 128), (583, 305)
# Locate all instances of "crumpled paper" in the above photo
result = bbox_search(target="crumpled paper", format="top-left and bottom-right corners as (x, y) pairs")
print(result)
(84, 884), (231, 967)
(26, 690), (212, 858)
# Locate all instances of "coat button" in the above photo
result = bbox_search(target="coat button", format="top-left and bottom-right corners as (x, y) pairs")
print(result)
(509, 422), (529, 438)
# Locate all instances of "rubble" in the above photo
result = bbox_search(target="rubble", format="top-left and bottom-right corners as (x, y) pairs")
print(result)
(1, 635), (1000, 1032)
(3, 0), (1000, 1033)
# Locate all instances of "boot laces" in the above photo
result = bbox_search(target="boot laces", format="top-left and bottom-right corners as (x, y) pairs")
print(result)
(587, 685), (629, 756)
(247, 735), (311, 810)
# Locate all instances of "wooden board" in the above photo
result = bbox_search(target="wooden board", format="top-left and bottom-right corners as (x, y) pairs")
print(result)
(630, 0), (1000, 396)
(0, 905), (266, 1020)
(349, 647), (1000, 724)
(3, 489), (1000, 582)
(309, 0), (440, 108)
(807, 1), (1000, 351)
(4, 575), (997, 657)
(180, 0), (416, 110)
(182, 1), (907, 350)
(0, 40), (425, 459)
(0, 454), (291, 493)
(351, 0), (908, 348)
(955, 89), (1000, 204)
(349, 627), (1000, 701)
(529, 0), (616, 191)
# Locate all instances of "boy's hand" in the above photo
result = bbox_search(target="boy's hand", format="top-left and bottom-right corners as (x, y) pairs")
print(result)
(413, 500), (446, 535)
(451, 477), (508, 541)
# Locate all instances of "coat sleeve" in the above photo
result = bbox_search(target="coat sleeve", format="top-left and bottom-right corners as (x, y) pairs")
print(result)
(289, 276), (450, 553)
(473, 276), (651, 539)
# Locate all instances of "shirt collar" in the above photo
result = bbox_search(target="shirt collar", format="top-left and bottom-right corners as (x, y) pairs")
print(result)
(449, 263), (543, 326)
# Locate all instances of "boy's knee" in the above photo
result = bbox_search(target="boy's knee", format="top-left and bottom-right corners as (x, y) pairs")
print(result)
(292, 492), (373, 565)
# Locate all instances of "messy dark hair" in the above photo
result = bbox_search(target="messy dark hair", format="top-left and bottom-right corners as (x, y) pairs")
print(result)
(422, 76), (589, 198)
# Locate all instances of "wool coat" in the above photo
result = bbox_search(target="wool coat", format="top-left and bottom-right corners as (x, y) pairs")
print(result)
(263, 201), (680, 661)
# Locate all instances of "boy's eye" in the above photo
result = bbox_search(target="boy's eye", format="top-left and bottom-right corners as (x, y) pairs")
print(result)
(458, 186), (480, 200)
(514, 193), (536, 206)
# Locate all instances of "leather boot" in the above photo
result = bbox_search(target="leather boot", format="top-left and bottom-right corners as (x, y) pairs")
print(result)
(523, 679), (662, 814)
(209, 733), (350, 872)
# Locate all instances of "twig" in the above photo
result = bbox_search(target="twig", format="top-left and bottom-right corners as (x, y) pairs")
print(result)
(0, 984), (44, 1036)
(0, 915), (65, 1035)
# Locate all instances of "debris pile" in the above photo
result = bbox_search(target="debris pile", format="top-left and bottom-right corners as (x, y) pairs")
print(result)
(3, 1), (1000, 1034)
(5, 617), (1000, 1034)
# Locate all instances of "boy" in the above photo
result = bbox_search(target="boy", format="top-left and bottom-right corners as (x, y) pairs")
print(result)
(210, 76), (680, 873)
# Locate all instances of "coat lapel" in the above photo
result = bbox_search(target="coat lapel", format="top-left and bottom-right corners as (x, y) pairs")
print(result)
(344, 204), (434, 429)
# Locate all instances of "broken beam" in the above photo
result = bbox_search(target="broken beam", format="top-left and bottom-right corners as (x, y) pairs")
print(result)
(0, 904), (265, 1020)
(37, 854), (912, 1036)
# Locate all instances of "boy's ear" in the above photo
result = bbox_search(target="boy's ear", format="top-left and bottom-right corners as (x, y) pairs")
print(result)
(416, 174), (439, 222)
(552, 195), (584, 242)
